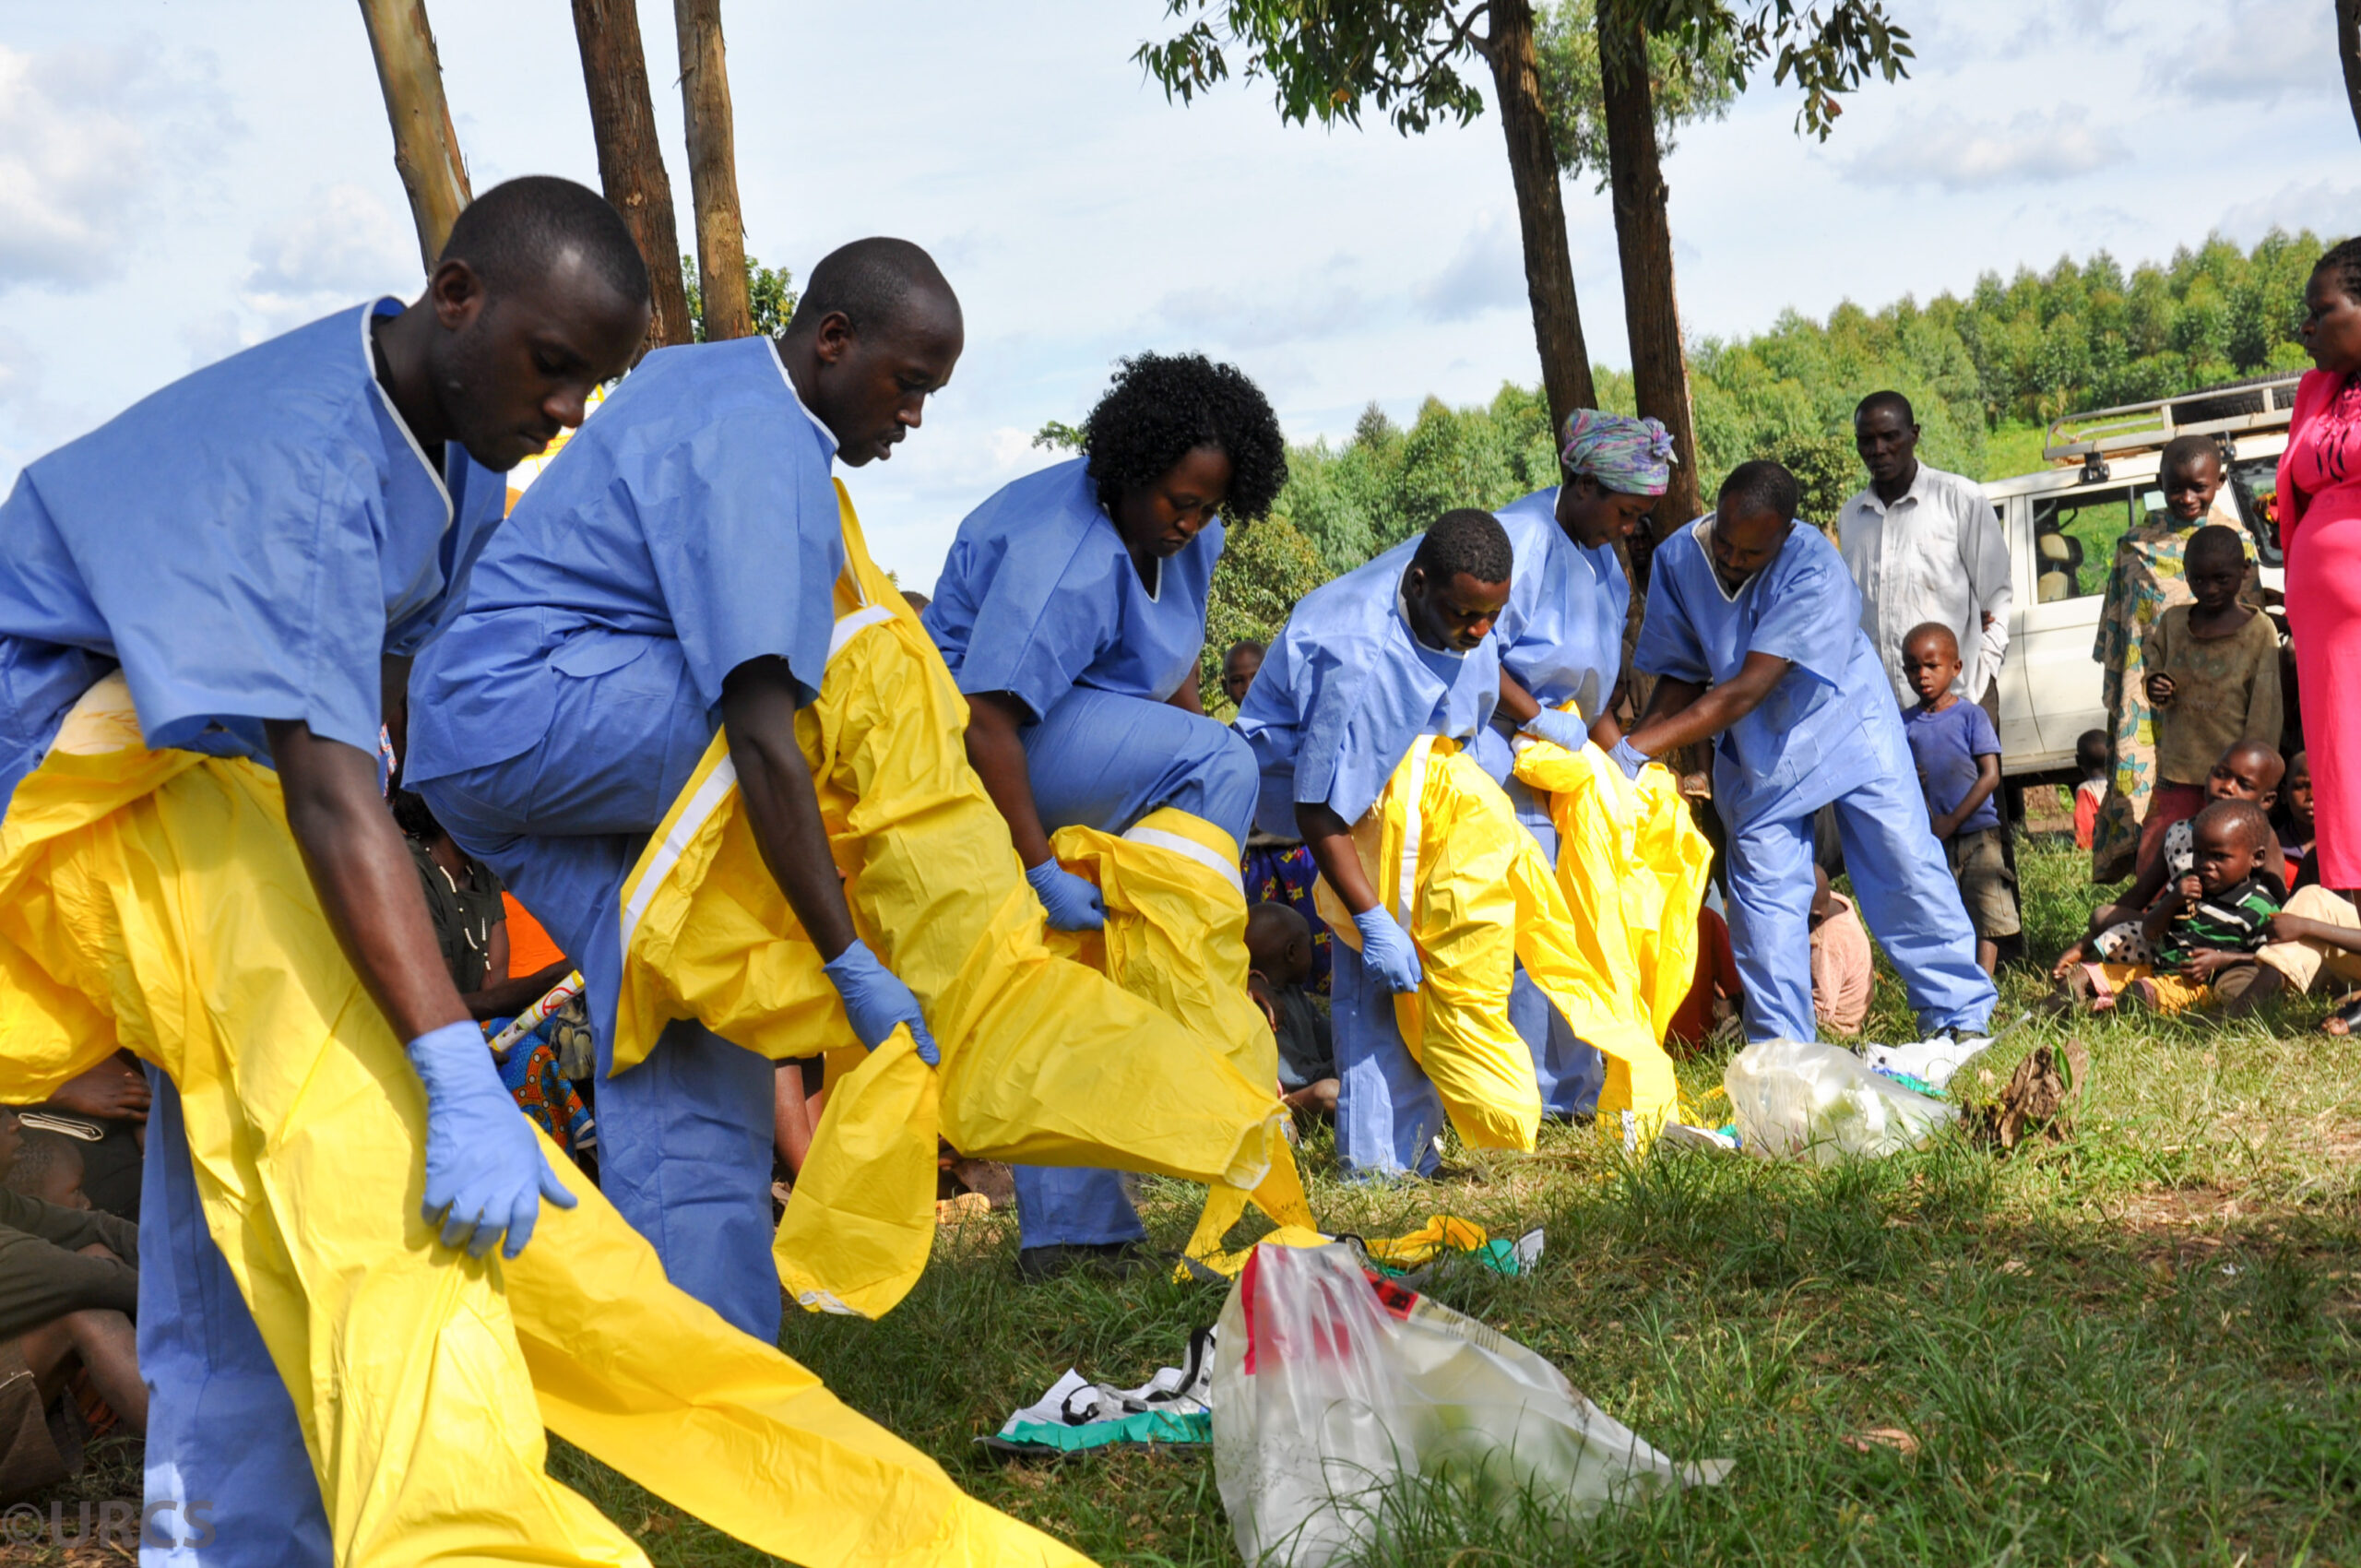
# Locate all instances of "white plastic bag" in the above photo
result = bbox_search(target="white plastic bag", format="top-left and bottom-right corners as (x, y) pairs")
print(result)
(1722, 1037), (1951, 1163)
(1212, 1241), (1727, 1566)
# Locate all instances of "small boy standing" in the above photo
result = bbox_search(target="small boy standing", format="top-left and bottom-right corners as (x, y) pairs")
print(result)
(2064, 798), (2284, 1014)
(2074, 729), (2108, 849)
(1901, 622), (2019, 975)
(2141, 524), (2282, 873)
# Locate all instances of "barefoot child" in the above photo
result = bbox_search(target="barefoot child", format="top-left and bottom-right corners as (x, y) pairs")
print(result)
(1901, 622), (2017, 975)
(2060, 798), (2282, 1013)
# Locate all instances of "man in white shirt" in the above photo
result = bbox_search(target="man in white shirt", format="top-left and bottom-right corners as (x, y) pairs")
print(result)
(1836, 391), (2011, 709)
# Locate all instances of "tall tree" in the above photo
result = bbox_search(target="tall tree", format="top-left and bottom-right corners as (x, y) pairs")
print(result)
(674, 0), (752, 341)
(1138, 1), (1600, 432)
(355, 0), (472, 267)
(2342, 0), (2361, 145)
(570, 0), (694, 350)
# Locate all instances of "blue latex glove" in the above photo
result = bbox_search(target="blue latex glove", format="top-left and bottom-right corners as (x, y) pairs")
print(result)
(406, 1020), (576, 1259)
(823, 938), (941, 1065)
(1608, 737), (1650, 779)
(1352, 907), (1425, 993)
(1523, 707), (1590, 752)
(1026, 858), (1106, 932)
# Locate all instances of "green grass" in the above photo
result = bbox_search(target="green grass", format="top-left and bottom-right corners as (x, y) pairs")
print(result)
(19, 837), (2361, 1566)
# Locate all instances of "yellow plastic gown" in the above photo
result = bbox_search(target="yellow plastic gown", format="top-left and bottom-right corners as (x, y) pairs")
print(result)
(1318, 737), (1683, 1151)
(0, 677), (1087, 1568)
(609, 487), (1287, 1320)
(1510, 737), (1713, 1111)
(1037, 810), (1319, 1277)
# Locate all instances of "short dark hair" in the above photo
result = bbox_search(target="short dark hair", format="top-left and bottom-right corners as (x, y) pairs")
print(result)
(1413, 508), (1513, 585)
(1081, 351), (1288, 524)
(2316, 236), (2361, 308)
(3, 1128), (81, 1195)
(2077, 729), (2110, 770)
(391, 790), (443, 842)
(1855, 389), (1915, 427)
(2185, 523), (2244, 569)
(1903, 620), (1959, 660)
(2159, 433), (2224, 481)
(1718, 458), (1800, 524)
(783, 236), (956, 342)
(1225, 639), (1265, 661)
(439, 175), (649, 307)
(2194, 797), (2272, 855)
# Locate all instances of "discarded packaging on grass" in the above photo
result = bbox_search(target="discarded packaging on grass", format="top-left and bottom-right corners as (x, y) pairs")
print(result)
(1722, 1038), (1952, 1163)
(1213, 1241), (1728, 1566)
(985, 1328), (1216, 1457)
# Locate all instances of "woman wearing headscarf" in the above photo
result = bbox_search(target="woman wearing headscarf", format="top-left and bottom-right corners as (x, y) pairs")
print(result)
(1475, 410), (1676, 1118)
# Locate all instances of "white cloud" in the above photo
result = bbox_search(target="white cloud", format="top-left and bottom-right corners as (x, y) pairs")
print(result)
(0, 45), (158, 291)
(1845, 104), (2129, 191)
(2217, 178), (2361, 245)
(240, 182), (417, 328)
(1417, 209), (1525, 323)
(2147, 0), (2338, 106)
(1152, 255), (1376, 349)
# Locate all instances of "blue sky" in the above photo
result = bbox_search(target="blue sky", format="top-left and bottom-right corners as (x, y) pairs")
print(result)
(0, 1), (2352, 587)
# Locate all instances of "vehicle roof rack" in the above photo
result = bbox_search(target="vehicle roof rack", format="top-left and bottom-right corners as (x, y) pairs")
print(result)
(2041, 374), (2303, 464)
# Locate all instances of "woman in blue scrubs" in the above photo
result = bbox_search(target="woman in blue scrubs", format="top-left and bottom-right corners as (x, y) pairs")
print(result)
(924, 350), (1287, 1277)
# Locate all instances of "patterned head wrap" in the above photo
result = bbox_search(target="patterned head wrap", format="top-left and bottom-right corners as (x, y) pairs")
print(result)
(1560, 409), (1678, 497)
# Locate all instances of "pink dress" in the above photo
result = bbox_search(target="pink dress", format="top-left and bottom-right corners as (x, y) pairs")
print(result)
(2281, 369), (2361, 885)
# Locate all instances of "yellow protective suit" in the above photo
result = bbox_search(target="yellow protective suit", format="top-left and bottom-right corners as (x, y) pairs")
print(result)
(1037, 809), (1320, 1277)
(1510, 738), (1712, 1120)
(0, 676), (1087, 1568)
(608, 486), (1287, 1319)
(1318, 737), (1683, 1151)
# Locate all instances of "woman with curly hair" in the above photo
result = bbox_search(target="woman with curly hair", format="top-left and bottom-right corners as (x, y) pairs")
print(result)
(924, 350), (1287, 1277)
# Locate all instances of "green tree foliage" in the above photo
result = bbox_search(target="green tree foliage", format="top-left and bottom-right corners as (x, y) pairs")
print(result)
(1534, 0), (1738, 187)
(681, 254), (798, 340)
(1199, 517), (1332, 714)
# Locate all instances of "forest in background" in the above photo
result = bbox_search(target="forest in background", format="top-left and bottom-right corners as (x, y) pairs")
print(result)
(1201, 225), (2334, 703)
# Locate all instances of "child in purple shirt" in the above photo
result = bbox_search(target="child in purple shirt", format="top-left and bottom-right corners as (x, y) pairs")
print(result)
(1902, 622), (2018, 974)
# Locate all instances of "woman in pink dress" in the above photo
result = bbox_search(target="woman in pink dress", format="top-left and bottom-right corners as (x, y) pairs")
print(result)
(2280, 237), (2361, 889)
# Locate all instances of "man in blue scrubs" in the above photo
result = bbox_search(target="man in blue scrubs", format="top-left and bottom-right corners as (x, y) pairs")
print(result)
(924, 351), (1288, 1275)
(1615, 460), (1997, 1043)
(1235, 509), (1513, 1176)
(405, 240), (963, 1340)
(0, 178), (649, 1564)
(1480, 410), (1675, 1118)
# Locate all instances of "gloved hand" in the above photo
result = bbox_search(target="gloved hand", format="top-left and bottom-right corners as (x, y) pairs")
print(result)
(407, 1020), (577, 1259)
(1608, 737), (1651, 779)
(823, 938), (941, 1065)
(1352, 907), (1425, 993)
(1026, 858), (1106, 932)
(1523, 707), (1590, 752)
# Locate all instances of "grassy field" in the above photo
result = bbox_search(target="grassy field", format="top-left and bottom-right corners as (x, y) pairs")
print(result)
(18, 835), (2361, 1567)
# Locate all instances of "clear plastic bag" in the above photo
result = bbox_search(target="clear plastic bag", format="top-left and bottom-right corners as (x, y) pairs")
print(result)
(1722, 1037), (1952, 1163)
(1212, 1241), (1727, 1566)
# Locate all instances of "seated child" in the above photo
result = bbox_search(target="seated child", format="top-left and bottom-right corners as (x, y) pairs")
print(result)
(1901, 622), (2018, 975)
(2074, 729), (2108, 850)
(2, 1129), (89, 1212)
(2059, 798), (2283, 1014)
(2137, 524), (2283, 877)
(1809, 865), (1874, 1038)
(2276, 750), (2315, 889)
(1664, 904), (1742, 1053)
(2232, 885), (2361, 1028)
(1246, 902), (1336, 1118)
(2055, 738), (2284, 973)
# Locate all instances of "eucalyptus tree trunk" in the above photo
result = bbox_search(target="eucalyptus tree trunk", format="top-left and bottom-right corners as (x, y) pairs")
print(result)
(355, 0), (471, 267)
(1481, 0), (1597, 434)
(674, 0), (752, 340)
(571, 0), (694, 350)
(2341, 0), (2361, 145)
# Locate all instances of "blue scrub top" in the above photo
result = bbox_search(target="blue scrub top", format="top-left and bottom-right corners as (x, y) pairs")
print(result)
(922, 457), (1221, 719)
(1633, 518), (1904, 826)
(1492, 486), (1629, 721)
(0, 299), (505, 811)
(1235, 537), (1500, 838)
(405, 335), (843, 787)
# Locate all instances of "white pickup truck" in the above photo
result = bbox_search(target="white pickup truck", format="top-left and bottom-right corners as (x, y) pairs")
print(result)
(1988, 376), (2299, 779)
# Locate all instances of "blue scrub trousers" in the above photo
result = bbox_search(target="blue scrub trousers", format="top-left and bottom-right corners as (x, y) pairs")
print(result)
(1498, 771), (1605, 1119)
(139, 1070), (331, 1567)
(1725, 766), (1998, 1042)
(416, 630), (779, 1341)
(1011, 686), (1258, 1251)
(1331, 940), (1445, 1178)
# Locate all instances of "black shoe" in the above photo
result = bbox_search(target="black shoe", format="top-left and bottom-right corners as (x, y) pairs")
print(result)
(1015, 1241), (1150, 1282)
